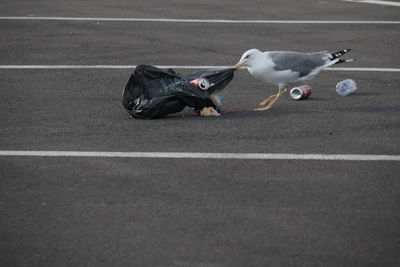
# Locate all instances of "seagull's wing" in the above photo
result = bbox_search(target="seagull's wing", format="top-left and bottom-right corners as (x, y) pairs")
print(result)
(268, 51), (331, 78)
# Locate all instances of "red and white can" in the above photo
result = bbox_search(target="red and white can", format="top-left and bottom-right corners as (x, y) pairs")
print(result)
(290, 85), (312, 100)
(190, 78), (210, 90)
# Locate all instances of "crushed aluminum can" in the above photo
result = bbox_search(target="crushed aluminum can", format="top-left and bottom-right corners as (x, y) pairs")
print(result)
(290, 85), (312, 100)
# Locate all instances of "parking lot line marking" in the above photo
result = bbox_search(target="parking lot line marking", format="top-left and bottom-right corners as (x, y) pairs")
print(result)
(0, 65), (399, 72)
(0, 16), (399, 24)
(325, 67), (400, 72)
(0, 151), (399, 161)
(343, 0), (400, 7)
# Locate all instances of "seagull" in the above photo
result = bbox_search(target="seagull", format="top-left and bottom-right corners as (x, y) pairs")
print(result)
(233, 48), (354, 110)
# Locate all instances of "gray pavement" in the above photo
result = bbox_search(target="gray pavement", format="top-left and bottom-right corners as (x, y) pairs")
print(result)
(1, 1), (400, 267)
(0, 20), (399, 67)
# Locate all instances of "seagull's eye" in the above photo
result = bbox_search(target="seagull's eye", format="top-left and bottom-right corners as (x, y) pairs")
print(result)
(245, 55), (250, 59)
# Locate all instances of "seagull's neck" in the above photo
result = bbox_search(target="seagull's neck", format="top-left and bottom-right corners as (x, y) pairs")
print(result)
(247, 53), (279, 83)
(248, 54), (272, 72)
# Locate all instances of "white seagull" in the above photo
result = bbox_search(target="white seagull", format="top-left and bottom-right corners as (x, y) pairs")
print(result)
(233, 48), (354, 110)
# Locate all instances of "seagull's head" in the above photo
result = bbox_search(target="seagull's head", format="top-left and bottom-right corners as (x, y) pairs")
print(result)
(233, 48), (261, 71)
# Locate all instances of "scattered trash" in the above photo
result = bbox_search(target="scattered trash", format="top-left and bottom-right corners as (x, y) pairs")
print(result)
(336, 79), (357, 96)
(200, 106), (220, 117)
(290, 85), (312, 100)
(122, 65), (234, 119)
(215, 96), (223, 112)
(190, 78), (213, 90)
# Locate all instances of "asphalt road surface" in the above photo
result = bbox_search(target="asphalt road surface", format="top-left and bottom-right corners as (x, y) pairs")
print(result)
(1, 1), (399, 267)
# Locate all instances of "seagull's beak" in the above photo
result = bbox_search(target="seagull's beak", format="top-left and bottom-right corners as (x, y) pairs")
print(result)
(233, 61), (246, 71)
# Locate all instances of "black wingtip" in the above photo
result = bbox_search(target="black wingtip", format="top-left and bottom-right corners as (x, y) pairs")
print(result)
(330, 49), (352, 61)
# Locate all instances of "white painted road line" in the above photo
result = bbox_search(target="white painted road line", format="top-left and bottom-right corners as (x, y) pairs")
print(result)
(0, 16), (399, 24)
(0, 151), (399, 161)
(0, 65), (399, 72)
(325, 67), (400, 72)
(343, 0), (400, 7)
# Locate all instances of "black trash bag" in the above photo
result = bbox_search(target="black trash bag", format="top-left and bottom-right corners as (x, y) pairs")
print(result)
(122, 64), (235, 119)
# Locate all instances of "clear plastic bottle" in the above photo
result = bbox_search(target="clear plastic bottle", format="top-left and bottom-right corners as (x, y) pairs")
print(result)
(336, 79), (357, 96)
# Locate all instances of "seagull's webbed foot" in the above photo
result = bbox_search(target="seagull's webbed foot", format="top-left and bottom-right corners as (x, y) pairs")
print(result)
(254, 104), (275, 111)
(254, 87), (288, 111)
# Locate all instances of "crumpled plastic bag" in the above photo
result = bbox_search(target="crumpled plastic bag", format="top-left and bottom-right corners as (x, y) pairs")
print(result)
(122, 64), (234, 119)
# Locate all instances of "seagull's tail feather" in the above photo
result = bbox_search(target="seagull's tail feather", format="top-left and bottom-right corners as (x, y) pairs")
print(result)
(329, 49), (355, 64)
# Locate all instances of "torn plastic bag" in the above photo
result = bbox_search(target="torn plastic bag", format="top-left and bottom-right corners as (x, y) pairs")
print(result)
(122, 64), (234, 119)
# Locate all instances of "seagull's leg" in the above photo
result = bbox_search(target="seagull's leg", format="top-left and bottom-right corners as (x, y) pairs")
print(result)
(259, 93), (279, 106)
(254, 86), (288, 111)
